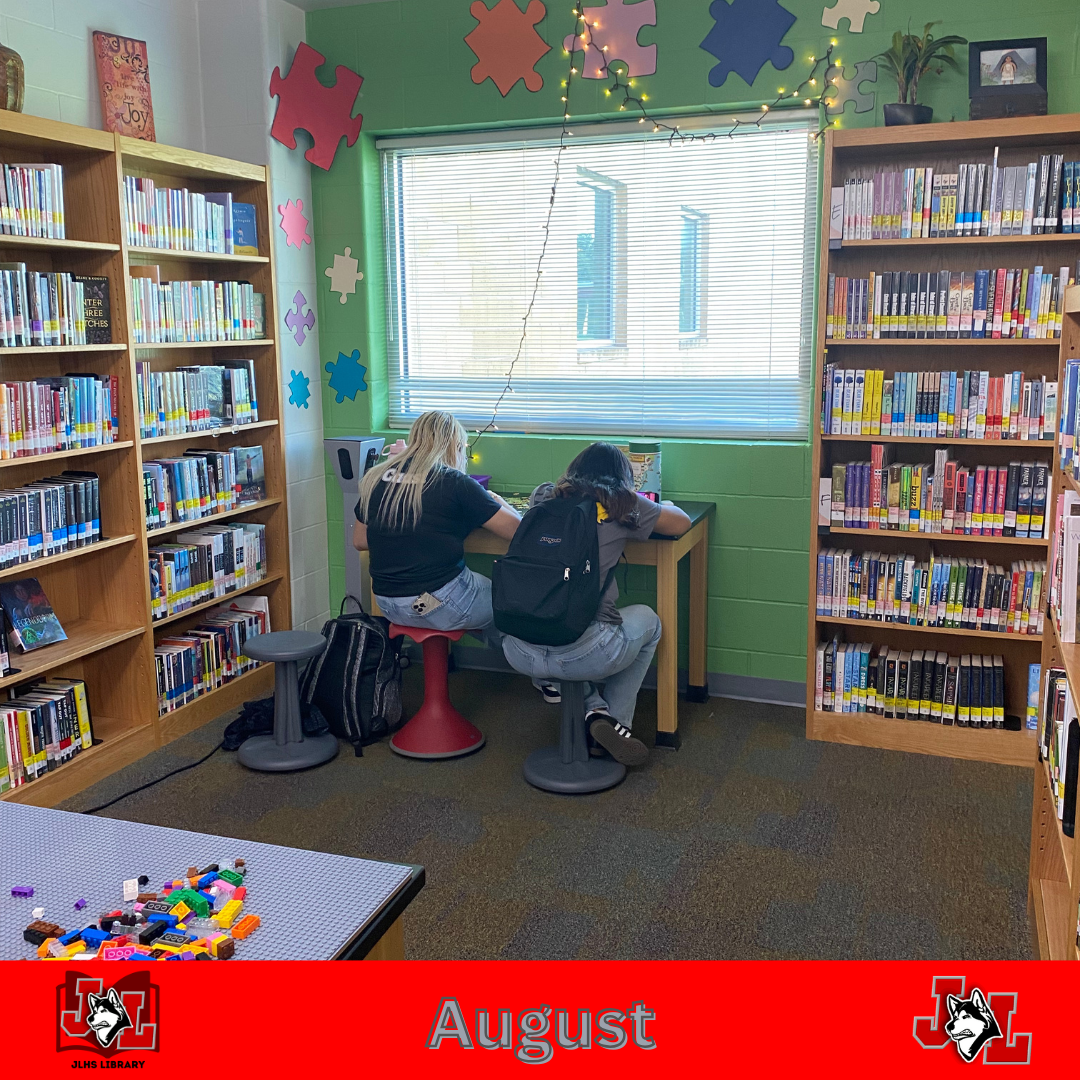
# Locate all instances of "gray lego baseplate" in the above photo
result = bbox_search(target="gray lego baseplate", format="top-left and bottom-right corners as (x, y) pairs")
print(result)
(1, 803), (414, 961)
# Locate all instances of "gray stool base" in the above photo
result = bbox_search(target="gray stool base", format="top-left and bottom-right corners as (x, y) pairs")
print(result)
(523, 681), (626, 794)
(238, 731), (339, 772)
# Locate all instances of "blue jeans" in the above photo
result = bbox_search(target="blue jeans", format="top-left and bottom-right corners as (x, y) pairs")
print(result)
(501, 605), (662, 730)
(375, 567), (502, 649)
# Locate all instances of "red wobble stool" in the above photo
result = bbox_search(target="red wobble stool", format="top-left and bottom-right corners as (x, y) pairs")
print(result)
(388, 625), (485, 759)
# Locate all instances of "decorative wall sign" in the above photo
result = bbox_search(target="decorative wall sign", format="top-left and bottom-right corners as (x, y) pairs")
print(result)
(269, 42), (363, 171)
(700, 0), (796, 88)
(465, 0), (551, 96)
(563, 0), (657, 79)
(93, 32), (156, 140)
(284, 290), (315, 346)
(325, 349), (368, 403)
(277, 198), (312, 249)
(324, 246), (364, 304)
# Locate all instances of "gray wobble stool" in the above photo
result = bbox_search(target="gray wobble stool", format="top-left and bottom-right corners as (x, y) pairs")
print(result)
(523, 681), (625, 794)
(238, 631), (339, 772)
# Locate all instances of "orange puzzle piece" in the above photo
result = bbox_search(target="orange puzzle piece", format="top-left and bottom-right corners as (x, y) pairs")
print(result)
(465, 0), (551, 97)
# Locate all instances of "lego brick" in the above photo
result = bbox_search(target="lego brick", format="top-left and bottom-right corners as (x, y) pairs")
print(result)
(169, 901), (193, 922)
(231, 914), (260, 940)
(217, 869), (243, 887)
(213, 899), (243, 929)
(10, 886), (33, 898)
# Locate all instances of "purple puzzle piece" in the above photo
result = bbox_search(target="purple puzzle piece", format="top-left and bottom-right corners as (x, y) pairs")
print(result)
(284, 290), (316, 346)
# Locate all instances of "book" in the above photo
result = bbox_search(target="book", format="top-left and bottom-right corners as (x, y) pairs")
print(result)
(93, 32), (155, 141)
(234, 445), (265, 503)
(0, 577), (66, 651)
(74, 274), (111, 345)
(232, 203), (259, 256)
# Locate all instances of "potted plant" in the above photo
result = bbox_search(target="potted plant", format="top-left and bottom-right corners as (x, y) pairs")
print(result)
(873, 22), (967, 125)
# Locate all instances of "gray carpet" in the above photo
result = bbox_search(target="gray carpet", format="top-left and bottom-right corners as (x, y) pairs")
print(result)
(60, 667), (1034, 959)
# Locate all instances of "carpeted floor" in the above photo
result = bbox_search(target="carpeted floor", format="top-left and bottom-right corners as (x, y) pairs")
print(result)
(60, 667), (1034, 959)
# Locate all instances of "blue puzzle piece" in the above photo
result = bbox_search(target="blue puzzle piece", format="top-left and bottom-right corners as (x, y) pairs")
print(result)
(700, 0), (796, 89)
(325, 349), (368, 404)
(288, 369), (311, 410)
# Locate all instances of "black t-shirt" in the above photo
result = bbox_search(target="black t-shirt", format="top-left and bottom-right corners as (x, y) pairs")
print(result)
(356, 467), (501, 597)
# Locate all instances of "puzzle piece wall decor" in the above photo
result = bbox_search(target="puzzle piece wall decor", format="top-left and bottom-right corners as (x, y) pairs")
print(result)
(324, 246), (364, 304)
(288, 369), (311, 410)
(465, 0), (551, 96)
(563, 0), (657, 79)
(326, 349), (368, 403)
(277, 198), (312, 249)
(700, 0), (796, 89)
(269, 42), (363, 171)
(822, 0), (880, 34)
(824, 59), (877, 116)
(284, 290), (316, 346)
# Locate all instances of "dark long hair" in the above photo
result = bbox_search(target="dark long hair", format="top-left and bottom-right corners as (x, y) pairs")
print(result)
(555, 442), (639, 526)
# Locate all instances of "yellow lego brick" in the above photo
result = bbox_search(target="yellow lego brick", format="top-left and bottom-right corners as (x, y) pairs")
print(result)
(169, 901), (192, 921)
(213, 899), (243, 929)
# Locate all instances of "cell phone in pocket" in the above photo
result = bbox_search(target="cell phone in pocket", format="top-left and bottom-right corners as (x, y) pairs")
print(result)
(411, 591), (443, 616)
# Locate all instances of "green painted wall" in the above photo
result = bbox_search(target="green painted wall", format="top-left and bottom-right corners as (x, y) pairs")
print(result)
(308, 0), (1080, 688)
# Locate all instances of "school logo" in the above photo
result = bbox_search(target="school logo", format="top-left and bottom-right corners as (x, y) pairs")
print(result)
(56, 970), (160, 1057)
(913, 976), (1031, 1064)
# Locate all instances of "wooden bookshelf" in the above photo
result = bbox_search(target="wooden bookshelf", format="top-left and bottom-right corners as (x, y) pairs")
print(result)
(805, 116), (1080, 770)
(1029, 285), (1080, 960)
(0, 112), (291, 807)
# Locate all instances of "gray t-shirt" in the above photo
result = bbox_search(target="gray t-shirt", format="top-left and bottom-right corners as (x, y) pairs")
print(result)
(596, 494), (662, 623)
(530, 485), (661, 625)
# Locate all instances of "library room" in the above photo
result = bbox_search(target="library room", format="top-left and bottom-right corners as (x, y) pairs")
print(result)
(1, 0), (1080, 1017)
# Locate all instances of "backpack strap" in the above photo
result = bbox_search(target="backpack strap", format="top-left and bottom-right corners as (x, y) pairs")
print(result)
(341, 594), (364, 616)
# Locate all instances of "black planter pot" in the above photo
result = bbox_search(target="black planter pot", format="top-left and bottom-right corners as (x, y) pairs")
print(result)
(883, 103), (933, 126)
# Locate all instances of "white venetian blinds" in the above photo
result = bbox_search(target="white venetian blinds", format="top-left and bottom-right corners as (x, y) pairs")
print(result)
(380, 112), (818, 440)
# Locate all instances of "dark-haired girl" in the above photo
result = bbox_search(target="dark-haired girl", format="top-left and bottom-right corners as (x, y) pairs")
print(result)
(502, 442), (691, 766)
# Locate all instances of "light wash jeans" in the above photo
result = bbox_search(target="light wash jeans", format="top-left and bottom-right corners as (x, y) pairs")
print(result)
(501, 604), (662, 729)
(375, 566), (502, 649)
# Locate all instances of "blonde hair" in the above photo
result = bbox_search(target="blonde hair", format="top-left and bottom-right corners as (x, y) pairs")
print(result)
(358, 411), (469, 531)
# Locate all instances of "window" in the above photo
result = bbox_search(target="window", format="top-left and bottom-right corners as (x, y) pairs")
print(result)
(381, 113), (818, 439)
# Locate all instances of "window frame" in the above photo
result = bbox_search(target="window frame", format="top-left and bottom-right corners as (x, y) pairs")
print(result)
(678, 206), (709, 342)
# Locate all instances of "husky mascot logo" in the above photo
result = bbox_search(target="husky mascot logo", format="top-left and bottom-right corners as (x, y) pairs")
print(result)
(944, 989), (1002, 1062)
(85, 987), (133, 1048)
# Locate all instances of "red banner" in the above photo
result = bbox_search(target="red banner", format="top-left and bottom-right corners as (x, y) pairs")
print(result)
(0, 961), (1064, 1075)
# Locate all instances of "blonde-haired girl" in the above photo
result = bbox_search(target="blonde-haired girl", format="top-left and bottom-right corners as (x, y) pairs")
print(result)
(353, 411), (519, 642)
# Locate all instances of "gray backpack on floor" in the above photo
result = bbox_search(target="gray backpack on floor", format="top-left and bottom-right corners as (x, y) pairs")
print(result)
(299, 597), (403, 755)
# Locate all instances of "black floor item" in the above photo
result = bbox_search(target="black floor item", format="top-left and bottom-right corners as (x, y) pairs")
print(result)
(61, 667), (1034, 960)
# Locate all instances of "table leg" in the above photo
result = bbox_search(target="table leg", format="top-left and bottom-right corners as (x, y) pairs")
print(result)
(655, 540), (679, 748)
(686, 519), (709, 704)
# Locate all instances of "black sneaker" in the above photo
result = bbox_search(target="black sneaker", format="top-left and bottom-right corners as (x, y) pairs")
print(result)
(539, 683), (561, 704)
(588, 713), (648, 767)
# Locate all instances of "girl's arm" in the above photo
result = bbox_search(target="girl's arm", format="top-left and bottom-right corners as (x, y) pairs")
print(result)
(482, 506), (521, 540)
(352, 520), (368, 550)
(654, 502), (691, 537)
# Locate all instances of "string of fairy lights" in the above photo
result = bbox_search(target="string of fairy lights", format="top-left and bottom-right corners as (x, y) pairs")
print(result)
(470, 8), (844, 452)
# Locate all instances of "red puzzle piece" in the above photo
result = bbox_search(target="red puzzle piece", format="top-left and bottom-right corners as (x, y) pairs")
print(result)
(269, 42), (363, 171)
(465, 0), (551, 97)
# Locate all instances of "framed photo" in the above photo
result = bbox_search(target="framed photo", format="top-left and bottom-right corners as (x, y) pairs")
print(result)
(968, 38), (1047, 120)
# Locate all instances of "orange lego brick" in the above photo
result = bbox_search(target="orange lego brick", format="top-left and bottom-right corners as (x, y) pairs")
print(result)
(230, 914), (260, 940)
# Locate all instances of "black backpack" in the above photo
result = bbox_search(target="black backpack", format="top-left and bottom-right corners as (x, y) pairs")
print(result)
(492, 497), (612, 646)
(298, 597), (403, 755)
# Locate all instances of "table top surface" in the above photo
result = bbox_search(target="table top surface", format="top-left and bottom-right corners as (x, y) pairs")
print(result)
(0, 803), (422, 961)
(485, 497), (713, 542)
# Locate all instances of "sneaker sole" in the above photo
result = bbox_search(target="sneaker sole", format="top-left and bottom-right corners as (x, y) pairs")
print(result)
(589, 718), (648, 767)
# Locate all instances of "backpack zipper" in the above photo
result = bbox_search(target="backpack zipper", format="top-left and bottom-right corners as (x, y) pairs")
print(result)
(585, 560), (591, 573)
(563, 567), (570, 581)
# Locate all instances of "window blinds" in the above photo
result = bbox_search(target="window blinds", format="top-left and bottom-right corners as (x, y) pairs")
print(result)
(380, 113), (818, 440)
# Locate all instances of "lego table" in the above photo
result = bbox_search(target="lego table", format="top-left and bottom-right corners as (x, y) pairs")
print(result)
(0, 803), (424, 960)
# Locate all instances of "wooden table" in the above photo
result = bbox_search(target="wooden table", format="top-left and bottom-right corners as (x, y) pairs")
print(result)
(464, 500), (713, 747)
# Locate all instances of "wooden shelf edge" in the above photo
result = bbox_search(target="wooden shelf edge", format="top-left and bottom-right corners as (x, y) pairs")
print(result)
(0, 343), (127, 355)
(816, 614), (1043, 643)
(145, 497), (282, 539)
(0, 722), (157, 808)
(140, 419), (278, 447)
(119, 135), (266, 181)
(808, 709), (1036, 767)
(0, 534), (137, 583)
(824, 433), (1055, 448)
(1031, 877), (1075, 960)
(0, 622), (146, 691)
(132, 339), (274, 351)
(126, 245), (269, 265)
(0, 235), (120, 252)
(151, 571), (283, 628)
(156, 663), (273, 744)
(839, 234), (1080, 249)
(826, 338), (1059, 347)
(825, 526), (1050, 547)
(0, 440), (134, 470)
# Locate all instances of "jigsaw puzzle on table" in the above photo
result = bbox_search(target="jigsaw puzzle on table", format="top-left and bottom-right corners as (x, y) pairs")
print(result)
(15, 858), (259, 961)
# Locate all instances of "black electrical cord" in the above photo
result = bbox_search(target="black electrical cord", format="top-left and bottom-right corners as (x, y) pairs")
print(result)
(80, 742), (224, 815)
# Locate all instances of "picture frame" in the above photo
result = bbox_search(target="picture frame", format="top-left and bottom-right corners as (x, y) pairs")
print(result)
(968, 38), (1047, 120)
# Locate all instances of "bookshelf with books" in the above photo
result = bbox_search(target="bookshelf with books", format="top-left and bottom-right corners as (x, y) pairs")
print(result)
(806, 116), (1080, 771)
(0, 113), (290, 807)
(1028, 282), (1080, 961)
